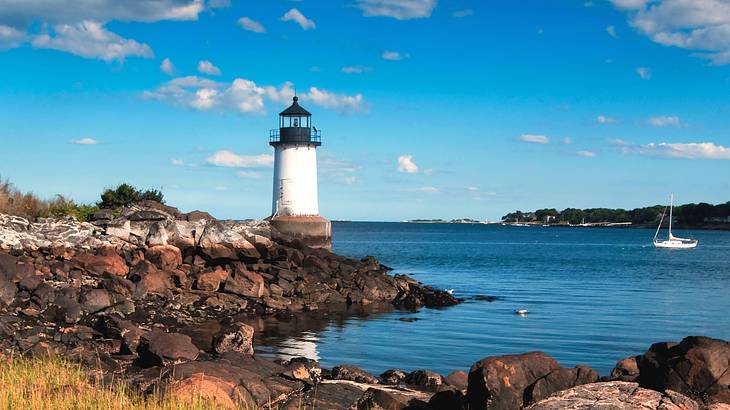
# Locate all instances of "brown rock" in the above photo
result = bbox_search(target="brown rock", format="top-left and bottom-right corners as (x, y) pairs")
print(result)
(466, 351), (561, 410)
(525, 365), (600, 405)
(145, 245), (182, 270)
(139, 330), (199, 365)
(196, 267), (229, 292)
(443, 371), (468, 391)
(223, 269), (265, 299)
(168, 374), (237, 409)
(611, 355), (641, 382)
(332, 365), (379, 384)
(72, 253), (128, 277)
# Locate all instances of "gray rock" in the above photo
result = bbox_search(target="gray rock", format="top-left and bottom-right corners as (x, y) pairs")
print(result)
(212, 322), (255, 355)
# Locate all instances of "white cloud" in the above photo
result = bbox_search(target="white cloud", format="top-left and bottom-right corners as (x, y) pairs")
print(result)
(236, 171), (264, 179)
(160, 57), (175, 75)
(382, 50), (408, 60)
(561, 137), (573, 145)
(238, 16), (265, 33)
(356, 0), (437, 20)
(597, 115), (618, 124)
(397, 155), (419, 173)
(305, 86), (365, 114)
(214, 185), (228, 191)
(628, 142), (730, 159)
(143, 76), (365, 114)
(31, 21), (153, 62)
(608, 138), (629, 146)
(0, 24), (26, 49)
(614, 0), (730, 65)
(466, 186), (480, 192)
(518, 134), (550, 144)
(576, 150), (597, 157)
(612, 0), (649, 9)
(319, 156), (359, 185)
(197, 60), (221, 76)
(453, 9), (473, 18)
(637, 66), (652, 79)
(415, 186), (439, 193)
(281, 8), (315, 30)
(648, 115), (682, 127)
(207, 150), (274, 167)
(341, 65), (372, 74)
(171, 158), (185, 166)
(0, 0), (204, 60)
(70, 137), (98, 145)
(606, 25), (617, 38)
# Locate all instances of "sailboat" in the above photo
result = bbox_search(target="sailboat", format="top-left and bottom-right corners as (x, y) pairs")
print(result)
(653, 194), (698, 249)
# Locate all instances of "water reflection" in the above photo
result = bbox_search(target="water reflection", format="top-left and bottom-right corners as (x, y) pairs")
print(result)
(240, 303), (397, 363)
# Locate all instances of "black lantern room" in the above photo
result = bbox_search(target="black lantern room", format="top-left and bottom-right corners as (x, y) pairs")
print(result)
(270, 96), (322, 147)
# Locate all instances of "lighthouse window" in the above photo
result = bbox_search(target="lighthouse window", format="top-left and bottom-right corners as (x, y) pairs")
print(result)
(293, 118), (299, 127)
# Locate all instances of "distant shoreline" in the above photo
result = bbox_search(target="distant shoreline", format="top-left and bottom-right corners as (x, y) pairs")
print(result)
(331, 220), (730, 232)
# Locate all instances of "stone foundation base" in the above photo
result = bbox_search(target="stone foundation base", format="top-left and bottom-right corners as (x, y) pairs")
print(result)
(268, 215), (332, 249)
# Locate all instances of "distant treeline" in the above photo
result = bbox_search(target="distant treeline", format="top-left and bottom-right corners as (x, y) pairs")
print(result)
(502, 201), (730, 225)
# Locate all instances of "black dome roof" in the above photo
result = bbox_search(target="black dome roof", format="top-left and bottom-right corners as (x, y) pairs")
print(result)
(279, 96), (311, 116)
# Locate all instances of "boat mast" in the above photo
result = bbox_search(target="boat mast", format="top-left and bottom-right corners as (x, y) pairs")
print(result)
(668, 194), (673, 239)
(653, 207), (666, 242)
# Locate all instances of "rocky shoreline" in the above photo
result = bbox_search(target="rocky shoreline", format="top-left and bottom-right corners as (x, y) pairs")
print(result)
(1, 203), (729, 409)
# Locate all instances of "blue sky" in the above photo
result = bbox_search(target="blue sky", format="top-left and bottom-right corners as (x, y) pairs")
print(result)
(1, 0), (729, 221)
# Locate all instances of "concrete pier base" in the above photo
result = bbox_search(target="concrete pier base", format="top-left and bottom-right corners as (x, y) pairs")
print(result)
(268, 215), (332, 249)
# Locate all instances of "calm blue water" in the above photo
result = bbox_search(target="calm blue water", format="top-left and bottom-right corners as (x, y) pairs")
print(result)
(257, 223), (730, 376)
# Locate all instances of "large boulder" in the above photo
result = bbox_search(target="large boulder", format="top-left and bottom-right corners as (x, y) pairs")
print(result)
(526, 381), (702, 410)
(139, 331), (199, 366)
(637, 336), (730, 405)
(524, 365), (599, 405)
(0, 252), (34, 281)
(467, 352), (561, 410)
(196, 267), (229, 292)
(72, 253), (128, 277)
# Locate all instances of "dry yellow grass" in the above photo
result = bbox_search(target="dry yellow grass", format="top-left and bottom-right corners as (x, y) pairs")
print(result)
(0, 354), (227, 410)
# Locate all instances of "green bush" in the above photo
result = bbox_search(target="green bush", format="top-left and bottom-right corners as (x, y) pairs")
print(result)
(98, 183), (164, 209)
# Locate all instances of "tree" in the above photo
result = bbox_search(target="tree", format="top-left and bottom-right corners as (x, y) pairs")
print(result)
(98, 183), (165, 209)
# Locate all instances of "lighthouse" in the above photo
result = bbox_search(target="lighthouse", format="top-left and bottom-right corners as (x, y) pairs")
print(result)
(268, 96), (331, 248)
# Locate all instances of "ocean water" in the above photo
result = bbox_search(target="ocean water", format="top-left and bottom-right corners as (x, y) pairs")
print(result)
(254, 222), (730, 376)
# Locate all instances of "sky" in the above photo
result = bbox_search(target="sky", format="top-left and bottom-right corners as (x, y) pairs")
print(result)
(1, 0), (729, 221)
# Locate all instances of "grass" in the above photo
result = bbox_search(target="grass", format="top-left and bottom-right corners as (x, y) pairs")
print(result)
(0, 354), (230, 410)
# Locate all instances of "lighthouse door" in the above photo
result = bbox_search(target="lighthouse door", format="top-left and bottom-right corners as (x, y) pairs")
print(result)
(279, 178), (294, 215)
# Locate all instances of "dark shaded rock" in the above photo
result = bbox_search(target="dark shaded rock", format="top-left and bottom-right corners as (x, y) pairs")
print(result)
(282, 382), (363, 410)
(137, 269), (173, 298)
(405, 369), (443, 391)
(0, 253), (34, 281)
(80, 289), (112, 313)
(135, 200), (181, 219)
(380, 369), (407, 385)
(524, 365), (600, 405)
(0, 273), (17, 306)
(467, 351), (561, 410)
(525, 381), (701, 410)
(356, 388), (431, 410)
(280, 357), (321, 385)
(18, 274), (41, 292)
(332, 364), (379, 384)
(213, 322), (254, 355)
(637, 336), (730, 405)
(53, 293), (82, 324)
(138, 330), (199, 366)
(128, 210), (168, 221)
(91, 209), (114, 221)
(100, 276), (136, 298)
(94, 315), (144, 355)
(429, 389), (466, 410)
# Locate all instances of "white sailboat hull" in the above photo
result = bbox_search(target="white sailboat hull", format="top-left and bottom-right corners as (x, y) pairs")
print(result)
(653, 239), (698, 249)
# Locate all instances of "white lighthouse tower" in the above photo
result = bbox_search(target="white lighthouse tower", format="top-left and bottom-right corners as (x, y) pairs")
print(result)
(268, 96), (331, 248)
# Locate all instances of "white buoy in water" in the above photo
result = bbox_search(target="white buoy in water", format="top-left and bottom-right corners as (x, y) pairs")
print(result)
(446, 289), (454, 295)
(515, 309), (529, 315)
